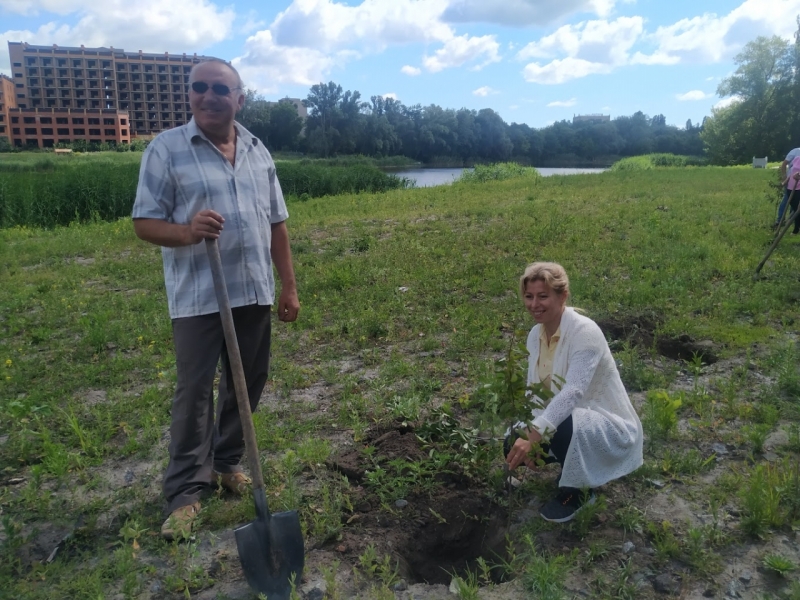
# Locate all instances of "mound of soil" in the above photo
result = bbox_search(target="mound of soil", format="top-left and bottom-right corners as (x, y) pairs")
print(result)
(596, 315), (718, 364)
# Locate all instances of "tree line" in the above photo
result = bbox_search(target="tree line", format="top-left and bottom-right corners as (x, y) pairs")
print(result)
(702, 21), (800, 165)
(238, 85), (704, 166)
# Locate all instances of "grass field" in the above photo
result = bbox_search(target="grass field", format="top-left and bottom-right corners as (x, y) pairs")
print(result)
(2, 166), (800, 599)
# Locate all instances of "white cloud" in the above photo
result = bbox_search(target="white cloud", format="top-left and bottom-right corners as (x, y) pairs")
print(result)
(441, 0), (618, 26)
(676, 90), (711, 101)
(0, 0), (235, 72)
(706, 76), (715, 81)
(523, 56), (612, 84)
(401, 65), (421, 76)
(233, 30), (346, 92)
(714, 95), (742, 109)
(518, 17), (643, 84)
(646, 0), (800, 65)
(472, 85), (499, 96)
(423, 34), (500, 73)
(270, 0), (453, 52)
(509, 104), (519, 110)
(547, 97), (577, 107)
(518, 16), (643, 63)
(382, 92), (398, 100)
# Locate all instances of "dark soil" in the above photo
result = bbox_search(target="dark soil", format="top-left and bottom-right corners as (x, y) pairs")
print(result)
(327, 427), (510, 585)
(596, 315), (718, 364)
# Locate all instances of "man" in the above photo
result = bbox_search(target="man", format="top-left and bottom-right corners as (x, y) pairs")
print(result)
(775, 146), (800, 228)
(132, 59), (299, 540)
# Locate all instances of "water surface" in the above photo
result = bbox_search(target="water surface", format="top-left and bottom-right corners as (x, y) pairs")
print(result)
(389, 167), (607, 187)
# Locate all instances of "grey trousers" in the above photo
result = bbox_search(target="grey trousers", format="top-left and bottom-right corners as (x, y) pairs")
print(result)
(163, 304), (272, 514)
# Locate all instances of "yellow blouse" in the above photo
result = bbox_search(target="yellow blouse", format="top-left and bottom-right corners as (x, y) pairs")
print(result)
(537, 325), (561, 389)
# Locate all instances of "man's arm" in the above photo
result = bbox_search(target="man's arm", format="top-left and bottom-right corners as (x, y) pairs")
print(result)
(270, 220), (299, 322)
(781, 159), (791, 181)
(133, 210), (225, 247)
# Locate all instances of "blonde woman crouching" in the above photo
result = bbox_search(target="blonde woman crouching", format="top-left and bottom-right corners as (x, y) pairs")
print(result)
(505, 262), (643, 522)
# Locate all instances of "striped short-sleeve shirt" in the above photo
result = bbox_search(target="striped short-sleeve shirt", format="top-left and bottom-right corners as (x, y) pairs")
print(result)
(132, 118), (289, 319)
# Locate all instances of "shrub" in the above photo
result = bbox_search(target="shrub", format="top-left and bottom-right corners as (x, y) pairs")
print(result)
(610, 154), (707, 171)
(457, 162), (541, 183)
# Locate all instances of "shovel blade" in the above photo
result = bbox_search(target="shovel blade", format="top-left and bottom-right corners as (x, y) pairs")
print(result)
(235, 510), (304, 600)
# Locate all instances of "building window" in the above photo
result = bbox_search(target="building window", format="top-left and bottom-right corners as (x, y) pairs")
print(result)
(12, 128), (20, 134)
(41, 128), (53, 135)
(0, 126), (4, 133)
(40, 117), (52, 124)
(24, 128), (37, 135)
(73, 128), (85, 135)
(23, 117), (36, 124)
(103, 118), (115, 125)
(56, 118), (68, 124)
(89, 128), (101, 135)
(11, 117), (19, 123)
(57, 128), (70, 135)
(121, 129), (127, 136)
(104, 129), (115, 136)
(15, 84), (23, 88)
(88, 118), (100, 125)
(120, 118), (127, 125)
(72, 118), (84, 124)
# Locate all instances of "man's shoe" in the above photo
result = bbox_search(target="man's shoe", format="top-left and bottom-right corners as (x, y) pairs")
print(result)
(214, 470), (252, 495)
(539, 488), (596, 523)
(161, 501), (200, 541)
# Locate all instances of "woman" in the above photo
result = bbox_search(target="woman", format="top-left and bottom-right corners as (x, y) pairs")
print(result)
(505, 262), (643, 523)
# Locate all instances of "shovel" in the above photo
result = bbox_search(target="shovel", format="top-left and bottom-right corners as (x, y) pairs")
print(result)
(205, 238), (304, 600)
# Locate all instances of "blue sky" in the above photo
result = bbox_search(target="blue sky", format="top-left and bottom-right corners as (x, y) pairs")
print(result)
(1, 0), (798, 128)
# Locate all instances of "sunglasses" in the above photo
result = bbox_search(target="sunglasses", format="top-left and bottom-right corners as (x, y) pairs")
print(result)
(190, 81), (241, 96)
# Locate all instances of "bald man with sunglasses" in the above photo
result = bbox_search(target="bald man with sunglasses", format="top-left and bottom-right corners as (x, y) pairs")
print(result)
(132, 59), (299, 540)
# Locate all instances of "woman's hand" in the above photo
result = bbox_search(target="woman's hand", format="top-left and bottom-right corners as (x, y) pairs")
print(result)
(506, 428), (542, 470)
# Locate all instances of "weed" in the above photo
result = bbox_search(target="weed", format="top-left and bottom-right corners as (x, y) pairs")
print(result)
(520, 541), (569, 600)
(357, 544), (400, 587)
(646, 520), (681, 561)
(590, 558), (639, 600)
(615, 504), (646, 536)
(580, 540), (610, 570)
(615, 343), (666, 392)
(570, 492), (607, 539)
(762, 554), (796, 577)
(659, 447), (716, 476)
(320, 560), (342, 600)
(642, 390), (682, 441)
(450, 569), (481, 600)
(743, 423), (772, 455)
(786, 423), (800, 452)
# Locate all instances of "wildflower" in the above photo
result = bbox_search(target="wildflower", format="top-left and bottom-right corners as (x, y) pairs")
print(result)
(4, 359), (11, 368)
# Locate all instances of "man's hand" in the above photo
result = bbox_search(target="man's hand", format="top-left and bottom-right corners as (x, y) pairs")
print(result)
(506, 428), (542, 470)
(277, 287), (300, 322)
(189, 210), (225, 243)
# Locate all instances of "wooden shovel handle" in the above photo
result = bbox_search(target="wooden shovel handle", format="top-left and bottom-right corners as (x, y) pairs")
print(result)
(205, 238), (266, 493)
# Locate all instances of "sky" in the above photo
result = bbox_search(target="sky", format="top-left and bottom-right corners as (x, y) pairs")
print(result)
(1, 0), (799, 129)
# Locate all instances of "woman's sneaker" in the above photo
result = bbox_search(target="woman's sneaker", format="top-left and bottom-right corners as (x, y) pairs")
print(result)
(539, 487), (596, 523)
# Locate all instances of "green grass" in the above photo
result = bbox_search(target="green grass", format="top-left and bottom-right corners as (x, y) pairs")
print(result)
(2, 165), (800, 597)
(610, 153), (708, 171)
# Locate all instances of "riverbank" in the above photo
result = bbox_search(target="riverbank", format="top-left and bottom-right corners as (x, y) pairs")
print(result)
(2, 168), (800, 599)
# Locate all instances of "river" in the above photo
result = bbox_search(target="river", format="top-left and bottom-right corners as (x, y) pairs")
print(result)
(387, 167), (607, 187)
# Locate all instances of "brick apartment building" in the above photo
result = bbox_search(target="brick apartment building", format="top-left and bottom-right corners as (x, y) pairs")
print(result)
(1, 42), (307, 149)
(1, 42), (217, 148)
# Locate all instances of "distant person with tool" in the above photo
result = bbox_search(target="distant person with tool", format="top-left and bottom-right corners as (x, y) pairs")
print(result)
(132, 58), (299, 540)
(505, 262), (643, 523)
(774, 147), (800, 228)
(783, 155), (800, 235)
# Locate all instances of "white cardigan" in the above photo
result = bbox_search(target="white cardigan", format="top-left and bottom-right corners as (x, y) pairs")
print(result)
(525, 307), (643, 489)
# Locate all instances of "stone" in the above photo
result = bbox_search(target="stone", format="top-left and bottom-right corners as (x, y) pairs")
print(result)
(393, 579), (408, 591)
(124, 469), (135, 485)
(301, 579), (327, 600)
(726, 579), (744, 598)
(150, 581), (162, 594)
(647, 479), (666, 489)
(653, 574), (681, 595)
(395, 499), (408, 509)
(738, 571), (753, 584)
(703, 588), (715, 597)
(711, 443), (729, 455)
(622, 541), (636, 554)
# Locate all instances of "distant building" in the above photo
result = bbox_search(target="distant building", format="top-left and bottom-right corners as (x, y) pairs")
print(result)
(2, 41), (219, 148)
(573, 113), (611, 125)
(0, 73), (15, 142)
(268, 97), (307, 119)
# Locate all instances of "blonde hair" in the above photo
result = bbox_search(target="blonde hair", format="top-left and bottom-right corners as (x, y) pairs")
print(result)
(519, 262), (570, 298)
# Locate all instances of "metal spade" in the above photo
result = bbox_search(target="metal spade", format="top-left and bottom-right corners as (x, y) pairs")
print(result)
(205, 238), (304, 600)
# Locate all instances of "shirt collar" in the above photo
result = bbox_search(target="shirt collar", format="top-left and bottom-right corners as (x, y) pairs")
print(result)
(539, 324), (561, 344)
(187, 117), (260, 147)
